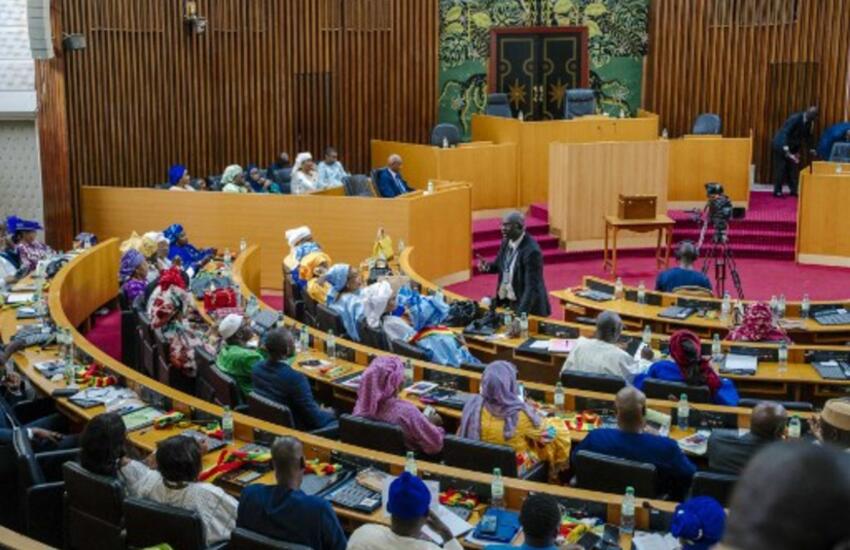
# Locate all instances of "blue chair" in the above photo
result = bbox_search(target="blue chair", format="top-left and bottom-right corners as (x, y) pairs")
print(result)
(692, 113), (722, 134)
(485, 93), (512, 118)
(564, 89), (596, 119)
(430, 123), (461, 147)
(829, 142), (850, 162)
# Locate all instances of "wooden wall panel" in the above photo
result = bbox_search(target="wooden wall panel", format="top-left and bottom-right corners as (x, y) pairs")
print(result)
(645, 0), (850, 183)
(59, 0), (438, 189)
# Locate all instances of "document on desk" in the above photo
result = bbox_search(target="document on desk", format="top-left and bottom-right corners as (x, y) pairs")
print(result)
(632, 531), (679, 550)
(722, 353), (758, 374)
(5, 293), (33, 304)
(421, 504), (474, 543)
(548, 339), (576, 353)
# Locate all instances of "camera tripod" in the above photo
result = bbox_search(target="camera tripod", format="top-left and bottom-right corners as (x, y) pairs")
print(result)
(701, 231), (745, 299)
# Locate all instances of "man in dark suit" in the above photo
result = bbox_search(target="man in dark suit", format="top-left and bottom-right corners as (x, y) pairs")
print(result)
(374, 154), (414, 198)
(707, 401), (787, 475)
(771, 105), (818, 197)
(477, 211), (550, 316)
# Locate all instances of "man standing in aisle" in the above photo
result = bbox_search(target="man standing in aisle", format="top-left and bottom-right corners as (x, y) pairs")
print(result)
(771, 105), (818, 197)
(477, 211), (550, 316)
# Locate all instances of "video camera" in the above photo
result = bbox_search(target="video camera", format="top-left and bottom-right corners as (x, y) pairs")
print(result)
(705, 182), (733, 241)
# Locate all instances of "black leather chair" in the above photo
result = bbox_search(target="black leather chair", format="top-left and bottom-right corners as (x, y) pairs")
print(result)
(302, 292), (318, 326)
(13, 428), (77, 547)
(135, 310), (157, 378)
(342, 175), (376, 197)
(692, 113), (722, 134)
(63, 462), (125, 550)
(153, 329), (195, 395)
(229, 527), (313, 550)
(124, 496), (215, 550)
(358, 318), (388, 350)
(689, 471), (737, 506)
(564, 88), (596, 119)
(460, 362), (486, 375)
(829, 142), (850, 162)
(195, 347), (245, 409)
(388, 338), (430, 361)
(119, 288), (140, 370)
(283, 275), (304, 322)
(442, 435), (547, 481)
(430, 123), (461, 147)
(316, 303), (347, 337)
(485, 93), (512, 118)
(247, 391), (295, 428)
(270, 167), (292, 185)
(207, 174), (223, 191)
(738, 398), (814, 412)
(643, 379), (711, 404)
(573, 450), (657, 498)
(339, 414), (407, 456)
(560, 370), (626, 394)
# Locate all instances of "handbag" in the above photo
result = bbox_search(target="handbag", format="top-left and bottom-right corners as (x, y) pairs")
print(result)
(204, 287), (237, 311)
(443, 300), (480, 327)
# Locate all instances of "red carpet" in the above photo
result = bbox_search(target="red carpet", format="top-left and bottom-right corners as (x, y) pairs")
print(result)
(85, 309), (123, 362)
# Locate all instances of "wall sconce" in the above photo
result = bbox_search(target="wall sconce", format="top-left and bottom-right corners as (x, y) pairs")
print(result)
(183, 1), (207, 34)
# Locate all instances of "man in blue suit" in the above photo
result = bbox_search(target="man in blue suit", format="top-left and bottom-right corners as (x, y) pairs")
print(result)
(374, 154), (414, 198)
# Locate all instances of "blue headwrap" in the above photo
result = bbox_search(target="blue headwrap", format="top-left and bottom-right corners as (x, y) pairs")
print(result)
(6, 216), (43, 233)
(119, 248), (145, 282)
(325, 263), (350, 293)
(396, 286), (449, 331)
(168, 164), (187, 186)
(163, 223), (184, 244)
(670, 496), (725, 550)
(387, 472), (430, 520)
(294, 241), (321, 262)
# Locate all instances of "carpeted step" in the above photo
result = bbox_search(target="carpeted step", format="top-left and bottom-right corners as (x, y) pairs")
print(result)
(528, 203), (549, 221)
(473, 235), (560, 256)
(473, 216), (550, 242)
(672, 228), (797, 247)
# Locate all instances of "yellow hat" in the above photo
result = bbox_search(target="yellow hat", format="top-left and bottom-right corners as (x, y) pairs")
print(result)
(119, 231), (143, 254)
(298, 251), (331, 282)
(822, 397), (850, 431)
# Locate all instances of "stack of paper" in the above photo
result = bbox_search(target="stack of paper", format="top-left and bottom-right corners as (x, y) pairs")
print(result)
(723, 354), (758, 374)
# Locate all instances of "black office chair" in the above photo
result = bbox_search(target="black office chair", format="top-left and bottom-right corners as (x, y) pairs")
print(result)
(229, 527), (313, 550)
(153, 329), (195, 395)
(430, 123), (461, 147)
(564, 88), (596, 119)
(737, 398), (814, 412)
(247, 391), (295, 428)
(13, 428), (77, 547)
(316, 303), (347, 337)
(460, 361), (486, 375)
(388, 338), (430, 361)
(283, 275), (304, 322)
(302, 292), (318, 327)
(270, 167), (292, 186)
(207, 175), (223, 192)
(119, 288), (140, 370)
(485, 93), (512, 118)
(442, 435), (547, 481)
(689, 471), (738, 507)
(62, 462), (126, 550)
(560, 370), (626, 394)
(643, 379), (711, 404)
(691, 113), (722, 135)
(342, 175), (376, 197)
(829, 142), (850, 162)
(124, 497), (214, 550)
(135, 310), (157, 378)
(358, 318), (388, 350)
(339, 414), (407, 456)
(573, 450), (657, 498)
(195, 347), (245, 409)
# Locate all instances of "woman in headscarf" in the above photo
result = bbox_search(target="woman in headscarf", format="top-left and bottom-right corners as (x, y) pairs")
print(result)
(140, 231), (170, 282)
(146, 267), (213, 377)
(163, 223), (215, 274)
(353, 356), (444, 455)
(119, 249), (149, 303)
(283, 226), (321, 273)
(291, 152), (318, 194)
(635, 330), (739, 406)
(221, 164), (250, 193)
(458, 361), (570, 477)
(323, 264), (366, 340)
(0, 219), (22, 290)
(8, 216), (53, 273)
(299, 251), (332, 295)
(727, 302), (790, 342)
(168, 164), (195, 192)
(245, 164), (280, 193)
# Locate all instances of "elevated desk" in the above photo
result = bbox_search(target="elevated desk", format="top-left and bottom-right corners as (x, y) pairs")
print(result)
(810, 160), (850, 175)
(797, 169), (850, 268)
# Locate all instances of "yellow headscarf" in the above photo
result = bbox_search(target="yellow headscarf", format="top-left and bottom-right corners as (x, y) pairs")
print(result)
(298, 251), (332, 282)
(120, 231), (143, 254)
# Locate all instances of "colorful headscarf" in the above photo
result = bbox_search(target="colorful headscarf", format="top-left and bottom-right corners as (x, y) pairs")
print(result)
(396, 286), (449, 332)
(163, 223), (184, 245)
(669, 330), (721, 394)
(727, 302), (789, 342)
(670, 496), (725, 550)
(362, 280), (393, 329)
(6, 215), (42, 233)
(292, 152), (313, 173)
(458, 361), (541, 440)
(387, 472), (431, 520)
(296, 251), (332, 284)
(352, 356), (405, 418)
(140, 232), (163, 258)
(159, 266), (187, 291)
(325, 264), (350, 293)
(168, 164), (187, 186)
(245, 164), (263, 192)
(294, 241), (321, 262)
(119, 248), (145, 282)
(120, 231), (143, 254)
(221, 164), (243, 186)
(285, 226), (311, 248)
(148, 285), (190, 329)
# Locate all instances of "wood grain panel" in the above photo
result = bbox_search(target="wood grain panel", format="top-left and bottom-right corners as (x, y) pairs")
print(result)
(667, 136), (753, 207)
(797, 171), (850, 266)
(56, 0), (438, 189)
(646, 0), (850, 183)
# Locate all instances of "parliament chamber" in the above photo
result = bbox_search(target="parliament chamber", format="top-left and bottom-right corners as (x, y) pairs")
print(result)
(3, 1), (850, 549)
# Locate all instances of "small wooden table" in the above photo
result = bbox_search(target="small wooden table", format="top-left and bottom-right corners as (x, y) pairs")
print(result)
(603, 214), (675, 276)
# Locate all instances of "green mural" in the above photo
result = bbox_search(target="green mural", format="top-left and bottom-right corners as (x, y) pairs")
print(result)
(438, 0), (649, 137)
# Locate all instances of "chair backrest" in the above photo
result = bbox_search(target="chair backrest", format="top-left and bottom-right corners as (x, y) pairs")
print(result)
(643, 379), (712, 404)
(271, 167), (292, 185)
(343, 175), (376, 197)
(689, 471), (738, 506)
(460, 362), (486, 375)
(672, 285), (715, 298)
(302, 292), (318, 325)
(357, 318), (388, 351)
(829, 142), (850, 162)
(124, 496), (205, 550)
(388, 338), (430, 361)
(737, 398), (814, 412)
(564, 88), (596, 119)
(195, 347), (242, 407)
(207, 175), (223, 191)
(692, 113), (722, 135)
(560, 370), (626, 394)
(485, 93), (512, 118)
(574, 450), (657, 498)
(430, 123), (461, 147)
(283, 275), (303, 322)
(62, 462), (125, 550)
(230, 527), (313, 550)
(442, 435), (518, 477)
(316, 303), (347, 336)
(339, 414), (407, 455)
(247, 391), (295, 428)
(13, 428), (44, 488)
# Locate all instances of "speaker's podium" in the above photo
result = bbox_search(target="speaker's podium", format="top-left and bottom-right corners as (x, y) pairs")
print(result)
(548, 140), (672, 274)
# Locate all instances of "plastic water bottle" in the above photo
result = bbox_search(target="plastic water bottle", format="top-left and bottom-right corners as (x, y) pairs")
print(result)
(404, 358), (414, 384)
(838, 164), (844, 175)
(223, 248), (232, 268)
(619, 108), (626, 119)
(770, 295), (778, 316)
(778, 294), (787, 318)
(239, 237), (247, 254)
(491, 468), (505, 509)
(517, 382), (526, 401)
(442, 136), (449, 149)
(426, 181), (435, 194)
(246, 295), (259, 317)
(712, 333), (722, 359)
(222, 406), (234, 441)
(677, 394), (689, 430)
(233, 282), (242, 308)
(801, 294), (811, 319)
(435, 286), (444, 302)
(299, 324), (310, 352)
(788, 415), (801, 438)
(642, 325), (652, 345)
(326, 330), (336, 360)
(405, 451), (417, 475)
(621, 486), (636, 534)
(519, 312), (529, 338)
(503, 310), (513, 332)
(397, 239), (406, 255)
(778, 340), (788, 373)
(518, 110), (524, 121)
(554, 382), (565, 411)
(661, 128), (669, 139)
(721, 293), (731, 320)
(637, 281), (646, 304)
(614, 277), (624, 299)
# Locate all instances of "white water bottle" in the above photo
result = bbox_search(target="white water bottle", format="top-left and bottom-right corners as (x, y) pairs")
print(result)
(519, 312), (529, 338)
(326, 330), (336, 360)
(404, 358), (414, 384)
(554, 382), (565, 411)
(442, 136), (449, 149)
(778, 294), (787, 318)
(239, 237), (247, 254)
(801, 294), (811, 319)
(778, 340), (788, 372)
(637, 281), (646, 304)
(222, 406), (234, 441)
(614, 277), (624, 299)
(712, 333), (722, 358)
(788, 415), (801, 438)
(770, 295), (778, 316)
(405, 451), (417, 475)
(518, 110), (524, 121)
(621, 486), (635, 534)
(721, 293), (731, 320)
(677, 394), (689, 429)
(223, 248), (232, 268)
(299, 324), (310, 352)
(661, 128), (669, 139)
(491, 468), (505, 509)
(517, 382), (526, 401)
(642, 325), (652, 345)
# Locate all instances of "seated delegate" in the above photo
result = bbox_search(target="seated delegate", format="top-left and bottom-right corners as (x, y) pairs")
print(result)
(283, 225), (321, 273)
(706, 401), (787, 474)
(572, 387), (696, 498)
(221, 164), (250, 193)
(78, 412), (153, 497)
(316, 146), (348, 189)
(292, 152), (319, 194)
(167, 164), (195, 192)
(7, 215), (53, 273)
(484, 493), (565, 550)
(561, 311), (646, 382)
(216, 313), (265, 396)
(374, 154), (413, 198)
(813, 397), (850, 450)
(245, 163), (281, 193)
(655, 240), (712, 293)
(727, 302), (790, 342)
(118, 248), (149, 303)
(163, 223), (215, 274)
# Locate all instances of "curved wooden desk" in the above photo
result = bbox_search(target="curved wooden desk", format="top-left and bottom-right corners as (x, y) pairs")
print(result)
(1, 239), (683, 548)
